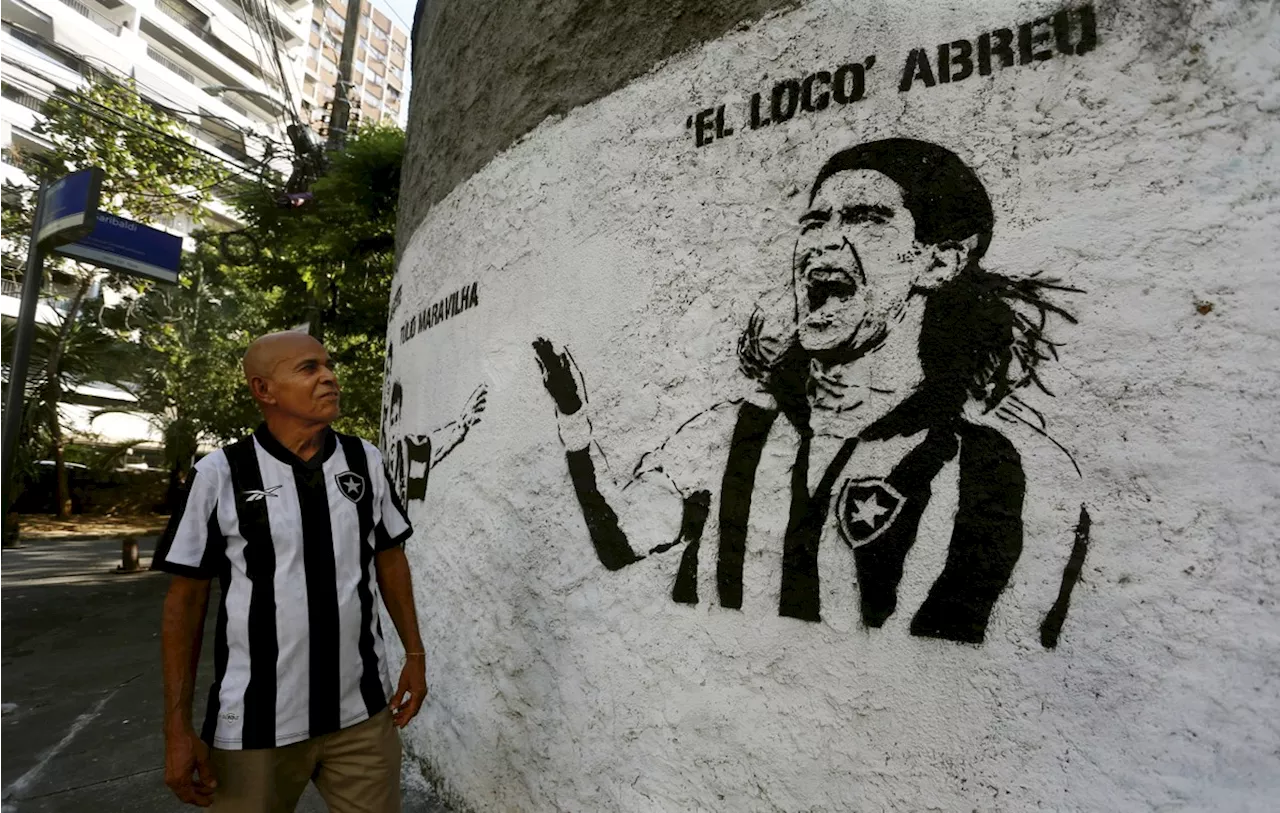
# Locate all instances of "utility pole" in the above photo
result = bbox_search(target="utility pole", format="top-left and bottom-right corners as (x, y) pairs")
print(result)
(326, 0), (364, 151)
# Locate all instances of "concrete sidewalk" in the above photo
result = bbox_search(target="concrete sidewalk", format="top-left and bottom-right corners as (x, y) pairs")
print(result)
(1, 535), (448, 813)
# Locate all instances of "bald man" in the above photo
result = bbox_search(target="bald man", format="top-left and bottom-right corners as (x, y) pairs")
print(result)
(155, 332), (426, 812)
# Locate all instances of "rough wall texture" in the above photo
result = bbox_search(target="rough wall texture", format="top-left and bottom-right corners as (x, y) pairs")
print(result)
(388, 1), (1280, 810)
(397, 0), (799, 252)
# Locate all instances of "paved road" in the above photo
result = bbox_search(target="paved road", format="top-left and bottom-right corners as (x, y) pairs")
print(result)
(1, 536), (448, 813)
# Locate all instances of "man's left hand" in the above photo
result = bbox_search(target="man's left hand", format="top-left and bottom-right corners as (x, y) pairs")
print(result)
(391, 656), (428, 728)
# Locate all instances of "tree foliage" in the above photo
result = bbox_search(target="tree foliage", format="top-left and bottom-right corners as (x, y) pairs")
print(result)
(101, 242), (273, 504)
(1, 74), (225, 517)
(40, 78), (226, 216)
(1, 313), (133, 495)
(3, 75), (226, 261)
(230, 126), (403, 440)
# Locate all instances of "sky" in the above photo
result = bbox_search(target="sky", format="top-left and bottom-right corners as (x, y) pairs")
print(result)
(377, 0), (416, 38)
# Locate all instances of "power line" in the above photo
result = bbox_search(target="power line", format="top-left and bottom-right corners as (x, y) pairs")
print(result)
(377, 0), (412, 36)
(71, 52), (271, 131)
(65, 90), (270, 179)
(4, 75), (268, 181)
(4, 22), (324, 207)
(252, 0), (304, 129)
(236, 0), (300, 134)
(232, 0), (288, 134)
(0, 45), (287, 154)
(12, 79), (264, 179)
(115, 171), (245, 199)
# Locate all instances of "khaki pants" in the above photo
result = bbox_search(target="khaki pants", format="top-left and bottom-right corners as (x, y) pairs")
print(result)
(210, 708), (401, 813)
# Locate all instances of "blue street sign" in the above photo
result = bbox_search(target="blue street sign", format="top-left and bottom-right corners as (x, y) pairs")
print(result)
(52, 212), (183, 284)
(36, 167), (104, 247)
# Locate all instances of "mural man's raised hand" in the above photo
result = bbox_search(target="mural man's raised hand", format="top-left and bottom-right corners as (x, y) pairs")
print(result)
(460, 383), (489, 430)
(533, 337), (585, 417)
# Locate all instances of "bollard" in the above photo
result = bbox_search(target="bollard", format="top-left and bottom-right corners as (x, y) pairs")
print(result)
(2, 512), (20, 549)
(119, 535), (140, 572)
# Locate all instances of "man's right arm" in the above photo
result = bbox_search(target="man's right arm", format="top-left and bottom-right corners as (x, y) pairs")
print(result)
(162, 576), (210, 733)
(161, 576), (217, 805)
(151, 461), (225, 806)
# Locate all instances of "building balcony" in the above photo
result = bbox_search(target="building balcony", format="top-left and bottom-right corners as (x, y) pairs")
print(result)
(145, 44), (197, 84)
(152, 0), (205, 39)
(4, 0), (136, 81)
(3, 0), (55, 40)
(144, 0), (283, 96)
(139, 17), (284, 118)
(52, 0), (124, 36)
(200, 0), (304, 52)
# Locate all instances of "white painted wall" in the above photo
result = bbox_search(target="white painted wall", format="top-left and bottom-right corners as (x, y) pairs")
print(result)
(389, 1), (1280, 809)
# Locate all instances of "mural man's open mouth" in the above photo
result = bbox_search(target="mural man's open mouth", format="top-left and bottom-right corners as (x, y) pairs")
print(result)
(803, 268), (861, 314)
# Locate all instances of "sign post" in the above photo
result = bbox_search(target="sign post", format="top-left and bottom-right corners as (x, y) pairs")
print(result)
(2, 168), (104, 547)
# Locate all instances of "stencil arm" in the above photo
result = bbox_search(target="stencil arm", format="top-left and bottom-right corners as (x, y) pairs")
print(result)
(534, 338), (688, 570)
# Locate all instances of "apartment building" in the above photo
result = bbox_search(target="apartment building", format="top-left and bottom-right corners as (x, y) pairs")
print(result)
(297, 0), (408, 135)
(1, 0), (311, 193)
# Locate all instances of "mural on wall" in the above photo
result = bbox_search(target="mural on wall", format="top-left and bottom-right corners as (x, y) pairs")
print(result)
(381, 281), (488, 505)
(534, 138), (1089, 647)
(383, 380), (488, 503)
(381, 370), (488, 504)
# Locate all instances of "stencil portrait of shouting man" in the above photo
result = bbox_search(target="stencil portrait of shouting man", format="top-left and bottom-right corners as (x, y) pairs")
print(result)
(534, 138), (1090, 648)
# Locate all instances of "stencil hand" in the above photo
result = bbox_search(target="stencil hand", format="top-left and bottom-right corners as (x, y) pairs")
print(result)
(533, 337), (584, 415)
(461, 383), (488, 429)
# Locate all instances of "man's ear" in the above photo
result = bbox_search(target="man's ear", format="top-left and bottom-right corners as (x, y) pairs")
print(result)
(249, 375), (275, 405)
(917, 234), (980, 289)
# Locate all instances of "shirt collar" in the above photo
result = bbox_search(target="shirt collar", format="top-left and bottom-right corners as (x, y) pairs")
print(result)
(253, 423), (337, 470)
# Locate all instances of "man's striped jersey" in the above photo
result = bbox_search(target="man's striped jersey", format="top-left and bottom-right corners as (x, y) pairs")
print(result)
(153, 425), (412, 750)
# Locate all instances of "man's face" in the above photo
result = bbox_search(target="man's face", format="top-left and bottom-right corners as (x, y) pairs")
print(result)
(793, 169), (935, 355)
(264, 340), (341, 424)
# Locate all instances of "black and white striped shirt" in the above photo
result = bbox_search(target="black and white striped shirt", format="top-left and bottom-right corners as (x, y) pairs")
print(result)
(154, 425), (413, 750)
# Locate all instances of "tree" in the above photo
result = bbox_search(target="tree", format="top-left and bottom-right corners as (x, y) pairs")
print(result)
(230, 126), (404, 439)
(102, 241), (273, 507)
(3, 75), (228, 263)
(1, 313), (134, 515)
(1, 74), (225, 517)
